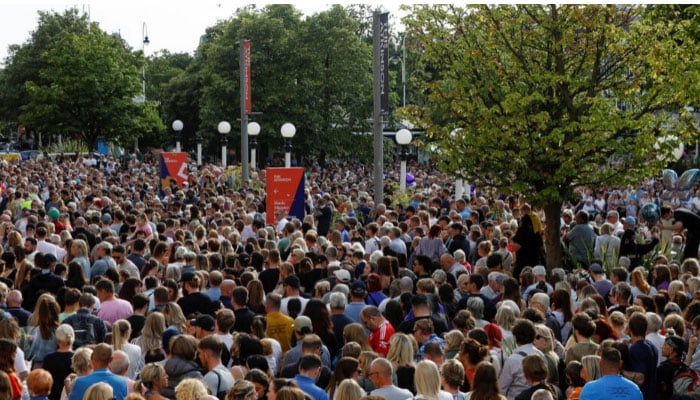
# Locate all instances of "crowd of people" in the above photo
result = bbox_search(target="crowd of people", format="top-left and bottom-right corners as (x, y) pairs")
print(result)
(0, 153), (698, 400)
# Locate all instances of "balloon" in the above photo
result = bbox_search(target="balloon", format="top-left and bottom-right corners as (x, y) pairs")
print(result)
(640, 202), (660, 225)
(406, 173), (415, 184)
(678, 169), (700, 191)
(662, 169), (678, 191)
(654, 135), (684, 161)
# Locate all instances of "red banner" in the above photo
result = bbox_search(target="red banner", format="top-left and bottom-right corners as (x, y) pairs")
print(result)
(243, 40), (251, 115)
(266, 168), (305, 225)
(160, 152), (188, 189)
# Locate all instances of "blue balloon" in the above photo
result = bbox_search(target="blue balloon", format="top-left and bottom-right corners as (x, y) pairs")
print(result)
(640, 202), (660, 225)
(663, 169), (678, 190)
(678, 169), (700, 191)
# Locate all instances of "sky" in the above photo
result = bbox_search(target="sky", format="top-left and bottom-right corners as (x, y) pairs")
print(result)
(0, 1), (406, 65)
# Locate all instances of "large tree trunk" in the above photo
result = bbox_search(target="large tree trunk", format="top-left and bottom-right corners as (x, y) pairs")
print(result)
(543, 202), (563, 272)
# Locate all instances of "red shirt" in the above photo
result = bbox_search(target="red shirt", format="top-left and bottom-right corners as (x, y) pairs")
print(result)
(369, 320), (395, 357)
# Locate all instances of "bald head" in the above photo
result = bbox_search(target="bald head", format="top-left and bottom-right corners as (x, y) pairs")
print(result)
(220, 279), (236, 296)
(7, 290), (22, 307)
(108, 350), (129, 376)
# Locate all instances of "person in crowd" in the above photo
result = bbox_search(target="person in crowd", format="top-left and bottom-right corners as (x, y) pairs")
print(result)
(580, 347), (642, 400)
(368, 357), (413, 400)
(67, 343), (128, 400)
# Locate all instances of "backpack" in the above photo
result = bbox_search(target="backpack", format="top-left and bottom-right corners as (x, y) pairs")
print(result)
(672, 362), (700, 394)
(212, 369), (228, 400)
(72, 315), (97, 349)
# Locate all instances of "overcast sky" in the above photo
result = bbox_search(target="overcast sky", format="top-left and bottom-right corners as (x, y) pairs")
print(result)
(0, 1), (405, 65)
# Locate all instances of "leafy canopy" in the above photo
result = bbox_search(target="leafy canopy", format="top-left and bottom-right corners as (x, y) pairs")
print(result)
(402, 5), (700, 207)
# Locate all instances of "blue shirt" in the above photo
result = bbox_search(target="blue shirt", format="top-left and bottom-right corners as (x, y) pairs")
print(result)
(68, 368), (128, 400)
(293, 374), (329, 400)
(580, 374), (642, 400)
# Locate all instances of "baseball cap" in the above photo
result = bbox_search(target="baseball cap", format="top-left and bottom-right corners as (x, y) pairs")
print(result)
(350, 281), (366, 296)
(334, 269), (351, 284)
(101, 213), (112, 223)
(180, 271), (197, 283)
(665, 335), (687, 355)
(622, 216), (636, 227)
(283, 275), (300, 289)
(292, 315), (312, 332)
(162, 327), (180, 351)
(190, 314), (215, 331)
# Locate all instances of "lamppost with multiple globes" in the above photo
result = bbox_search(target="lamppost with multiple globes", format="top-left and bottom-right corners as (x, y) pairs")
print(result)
(396, 128), (412, 193)
(218, 121), (231, 167)
(281, 123), (296, 168)
(248, 122), (260, 171)
(172, 120), (183, 152)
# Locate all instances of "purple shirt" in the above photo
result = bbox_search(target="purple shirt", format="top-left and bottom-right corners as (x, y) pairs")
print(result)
(98, 298), (133, 328)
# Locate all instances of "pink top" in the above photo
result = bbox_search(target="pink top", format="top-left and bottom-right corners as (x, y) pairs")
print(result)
(98, 298), (133, 328)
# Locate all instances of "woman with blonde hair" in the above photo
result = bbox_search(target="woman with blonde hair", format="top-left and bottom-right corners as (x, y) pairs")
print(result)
(174, 378), (213, 400)
(415, 360), (452, 400)
(580, 355), (601, 382)
(83, 382), (113, 400)
(533, 324), (560, 387)
(443, 330), (465, 360)
(133, 363), (168, 400)
(68, 239), (91, 279)
(247, 279), (266, 315)
(275, 387), (307, 400)
(132, 312), (166, 363)
(27, 294), (60, 368)
(386, 333), (416, 394)
(62, 347), (93, 399)
(336, 378), (365, 400)
(228, 379), (257, 400)
(112, 319), (144, 379)
(343, 323), (372, 352)
(357, 351), (378, 393)
(630, 267), (656, 297)
(163, 302), (187, 333)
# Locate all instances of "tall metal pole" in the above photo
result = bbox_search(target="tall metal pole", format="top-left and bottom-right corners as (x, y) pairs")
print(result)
(401, 33), (406, 107)
(372, 13), (384, 208)
(240, 40), (249, 181)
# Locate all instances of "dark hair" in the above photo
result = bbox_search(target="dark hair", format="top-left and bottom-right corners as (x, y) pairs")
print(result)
(303, 299), (333, 335)
(565, 361), (586, 387)
(470, 361), (502, 400)
(572, 313), (596, 338)
(460, 337), (488, 365)
(511, 319), (536, 345)
(628, 312), (648, 337)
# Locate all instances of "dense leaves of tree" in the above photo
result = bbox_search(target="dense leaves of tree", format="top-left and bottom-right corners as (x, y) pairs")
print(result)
(401, 5), (700, 268)
(0, 9), (162, 149)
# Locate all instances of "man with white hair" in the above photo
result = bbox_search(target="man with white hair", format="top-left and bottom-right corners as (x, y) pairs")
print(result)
(108, 350), (134, 391)
(90, 241), (116, 282)
(523, 265), (553, 302)
(329, 292), (353, 345)
(529, 292), (563, 343)
(6, 290), (30, 327)
(645, 312), (665, 366)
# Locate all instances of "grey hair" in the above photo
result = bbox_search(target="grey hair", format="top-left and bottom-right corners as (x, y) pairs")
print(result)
(466, 296), (484, 320)
(646, 312), (662, 332)
(108, 350), (130, 375)
(329, 292), (347, 309)
(453, 249), (466, 262)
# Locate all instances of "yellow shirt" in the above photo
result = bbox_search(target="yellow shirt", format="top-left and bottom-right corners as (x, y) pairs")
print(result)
(266, 311), (294, 353)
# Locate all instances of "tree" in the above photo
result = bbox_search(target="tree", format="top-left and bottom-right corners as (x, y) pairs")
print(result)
(0, 8), (163, 150)
(401, 5), (700, 269)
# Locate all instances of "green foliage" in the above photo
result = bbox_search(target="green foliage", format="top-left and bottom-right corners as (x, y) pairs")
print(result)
(42, 139), (88, 154)
(1, 8), (163, 150)
(194, 5), (374, 165)
(402, 5), (700, 268)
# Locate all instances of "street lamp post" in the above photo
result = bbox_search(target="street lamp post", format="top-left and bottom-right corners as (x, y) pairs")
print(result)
(196, 133), (202, 166)
(218, 121), (231, 167)
(172, 120), (183, 152)
(136, 22), (150, 153)
(396, 128), (412, 193)
(248, 122), (260, 171)
(390, 33), (406, 107)
(281, 123), (296, 168)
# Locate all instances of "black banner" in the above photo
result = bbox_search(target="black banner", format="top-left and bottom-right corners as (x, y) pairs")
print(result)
(379, 12), (389, 115)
